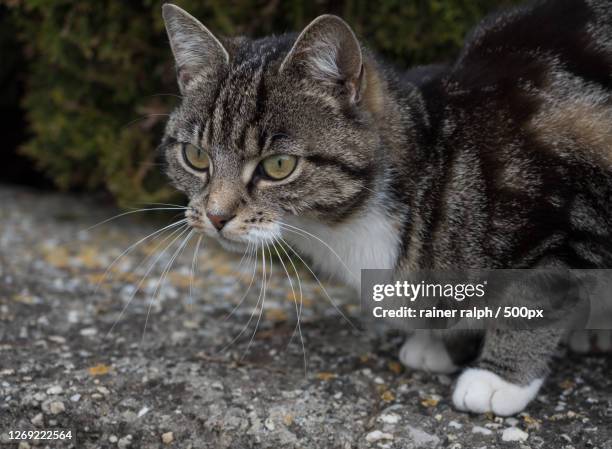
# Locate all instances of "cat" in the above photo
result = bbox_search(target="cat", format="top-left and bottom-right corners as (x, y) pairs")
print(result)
(159, 0), (612, 416)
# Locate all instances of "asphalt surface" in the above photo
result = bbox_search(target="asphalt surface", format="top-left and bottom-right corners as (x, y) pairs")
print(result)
(0, 185), (611, 449)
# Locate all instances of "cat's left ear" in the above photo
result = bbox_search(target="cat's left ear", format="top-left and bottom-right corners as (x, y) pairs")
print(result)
(280, 15), (364, 104)
(162, 4), (229, 92)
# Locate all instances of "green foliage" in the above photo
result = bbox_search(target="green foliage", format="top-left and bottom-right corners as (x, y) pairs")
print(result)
(6, 0), (516, 206)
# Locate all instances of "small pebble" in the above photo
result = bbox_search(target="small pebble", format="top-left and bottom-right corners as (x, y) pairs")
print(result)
(365, 430), (394, 442)
(137, 406), (150, 418)
(472, 426), (493, 436)
(264, 417), (275, 431)
(161, 432), (174, 444)
(109, 435), (118, 443)
(378, 413), (400, 424)
(18, 442), (31, 449)
(505, 417), (519, 426)
(48, 401), (65, 415)
(70, 394), (81, 402)
(46, 385), (63, 395)
(30, 413), (44, 427)
(80, 327), (97, 337)
(448, 421), (462, 429)
(118, 435), (132, 449)
(97, 386), (110, 395)
(502, 427), (529, 442)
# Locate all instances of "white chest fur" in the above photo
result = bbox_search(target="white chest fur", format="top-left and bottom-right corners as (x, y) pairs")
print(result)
(283, 204), (400, 291)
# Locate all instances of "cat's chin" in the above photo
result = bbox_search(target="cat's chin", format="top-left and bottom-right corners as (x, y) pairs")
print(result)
(215, 236), (249, 253)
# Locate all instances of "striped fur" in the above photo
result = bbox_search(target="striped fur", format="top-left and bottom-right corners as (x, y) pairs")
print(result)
(161, 1), (612, 414)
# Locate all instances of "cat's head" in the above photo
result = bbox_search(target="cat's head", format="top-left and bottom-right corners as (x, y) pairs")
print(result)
(161, 4), (386, 251)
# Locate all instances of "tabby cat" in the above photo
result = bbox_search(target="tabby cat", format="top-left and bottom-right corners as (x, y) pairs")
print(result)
(160, 0), (612, 415)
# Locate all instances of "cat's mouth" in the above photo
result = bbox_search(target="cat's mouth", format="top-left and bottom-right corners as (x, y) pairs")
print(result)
(215, 234), (249, 253)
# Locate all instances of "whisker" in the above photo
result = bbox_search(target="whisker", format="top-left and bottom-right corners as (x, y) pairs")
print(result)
(86, 207), (188, 231)
(93, 218), (187, 295)
(105, 224), (190, 338)
(188, 234), (204, 311)
(132, 202), (189, 208)
(142, 228), (194, 343)
(272, 237), (307, 374)
(242, 242), (271, 360)
(122, 113), (170, 129)
(223, 243), (257, 321)
(278, 222), (358, 283)
(219, 242), (264, 355)
(278, 235), (358, 331)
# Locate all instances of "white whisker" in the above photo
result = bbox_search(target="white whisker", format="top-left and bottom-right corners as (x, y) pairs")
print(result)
(272, 237), (307, 374)
(279, 235), (358, 331)
(188, 234), (204, 311)
(278, 222), (358, 282)
(218, 244), (263, 354)
(224, 243), (257, 321)
(86, 207), (188, 231)
(142, 228), (194, 342)
(242, 242), (270, 360)
(94, 218), (187, 295)
(105, 224), (190, 338)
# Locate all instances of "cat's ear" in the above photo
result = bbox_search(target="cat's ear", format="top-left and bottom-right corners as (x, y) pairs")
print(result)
(162, 4), (229, 92)
(280, 15), (364, 103)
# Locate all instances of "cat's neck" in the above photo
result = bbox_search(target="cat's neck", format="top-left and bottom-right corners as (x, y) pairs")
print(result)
(283, 191), (401, 291)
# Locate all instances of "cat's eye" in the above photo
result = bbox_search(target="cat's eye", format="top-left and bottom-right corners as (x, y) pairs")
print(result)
(260, 154), (297, 180)
(182, 143), (210, 171)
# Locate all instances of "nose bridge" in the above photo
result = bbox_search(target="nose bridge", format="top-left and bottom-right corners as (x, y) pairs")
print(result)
(206, 176), (242, 215)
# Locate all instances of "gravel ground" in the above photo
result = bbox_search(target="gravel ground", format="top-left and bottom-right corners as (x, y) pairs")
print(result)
(0, 184), (611, 449)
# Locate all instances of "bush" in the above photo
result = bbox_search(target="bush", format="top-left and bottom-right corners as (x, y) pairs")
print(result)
(6, 0), (516, 206)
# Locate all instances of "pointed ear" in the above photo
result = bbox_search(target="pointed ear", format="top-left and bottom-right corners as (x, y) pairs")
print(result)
(162, 3), (229, 92)
(280, 15), (364, 103)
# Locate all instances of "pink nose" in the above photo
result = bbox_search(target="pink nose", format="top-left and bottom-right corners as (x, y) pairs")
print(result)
(206, 212), (234, 231)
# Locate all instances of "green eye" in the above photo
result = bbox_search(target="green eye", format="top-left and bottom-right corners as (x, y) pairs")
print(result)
(182, 143), (210, 171)
(260, 154), (297, 180)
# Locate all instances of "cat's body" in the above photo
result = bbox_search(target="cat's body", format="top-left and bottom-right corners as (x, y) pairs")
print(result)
(161, 0), (612, 416)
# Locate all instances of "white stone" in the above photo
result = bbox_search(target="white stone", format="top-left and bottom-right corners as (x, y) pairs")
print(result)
(448, 421), (462, 429)
(505, 417), (519, 426)
(46, 385), (63, 395)
(501, 427), (529, 442)
(137, 406), (150, 418)
(365, 430), (394, 442)
(378, 413), (400, 424)
(30, 413), (44, 427)
(48, 401), (65, 415)
(472, 426), (493, 435)
(161, 432), (174, 444)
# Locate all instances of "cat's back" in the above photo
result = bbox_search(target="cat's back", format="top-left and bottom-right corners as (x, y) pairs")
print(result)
(400, 0), (612, 269)
(437, 0), (612, 173)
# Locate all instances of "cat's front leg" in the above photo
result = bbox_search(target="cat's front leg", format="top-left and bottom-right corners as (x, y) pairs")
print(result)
(452, 328), (563, 416)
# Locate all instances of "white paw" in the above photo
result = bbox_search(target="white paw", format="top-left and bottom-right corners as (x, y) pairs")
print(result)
(399, 332), (458, 374)
(452, 368), (542, 416)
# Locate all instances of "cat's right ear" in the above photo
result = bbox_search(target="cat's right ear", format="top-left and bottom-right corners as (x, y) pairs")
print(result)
(162, 4), (229, 92)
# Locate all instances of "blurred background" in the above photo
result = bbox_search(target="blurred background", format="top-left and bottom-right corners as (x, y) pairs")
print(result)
(0, 0), (516, 207)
